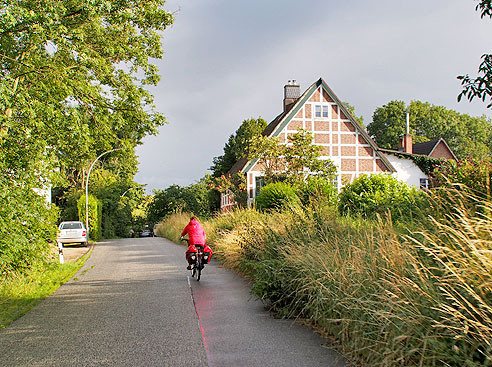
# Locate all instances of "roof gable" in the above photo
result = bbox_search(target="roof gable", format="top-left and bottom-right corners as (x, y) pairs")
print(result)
(241, 78), (395, 173)
(413, 138), (458, 161)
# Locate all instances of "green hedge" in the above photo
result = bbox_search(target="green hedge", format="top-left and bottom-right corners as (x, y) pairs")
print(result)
(77, 194), (102, 240)
(339, 173), (421, 221)
(0, 177), (58, 278)
(255, 182), (299, 211)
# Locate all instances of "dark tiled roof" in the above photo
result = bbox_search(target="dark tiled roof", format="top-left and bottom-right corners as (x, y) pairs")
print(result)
(261, 110), (288, 137)
(227, 157), (249, 175)
(412, 139), (441, 155)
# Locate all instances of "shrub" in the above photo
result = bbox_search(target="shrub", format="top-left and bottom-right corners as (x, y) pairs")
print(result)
(339, 173), (420, 221)
(0, 178), (58, 278)
(433, 156), (492, 198)
(296, 176), (338, 207)
(255, 182), (299, 211)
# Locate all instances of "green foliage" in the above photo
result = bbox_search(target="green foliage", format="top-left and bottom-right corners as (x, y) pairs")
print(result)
(158, 186), (492, 366)
(339, 173), (421, 221)
(0, 0), (173, 276)
(342, 101), (364, 126)
(458, 1), (492, 108)
(367, 100), (492, 160)
(1, 0), (173, 182)
(1, 252), (89, 328)
(434, 156), (492, 198)
(255, 182), (299, 211)
(77, 194), (102, 240)
(0, 177), (58, 278)
(210, 173), (248, 208)
(211, 117), (267, 177)
(296, 176), (338, 207)
(248, 128), (337, 184)
(147, 176), (215, 225)
(89, 169), (143, 238)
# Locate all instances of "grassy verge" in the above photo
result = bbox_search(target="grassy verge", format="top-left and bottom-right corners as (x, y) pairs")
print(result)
(0, 247), (92, 328)
(158, 190), (492, 366)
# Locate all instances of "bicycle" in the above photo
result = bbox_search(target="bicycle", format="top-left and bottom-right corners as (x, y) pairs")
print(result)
(182, 239), (209, 281)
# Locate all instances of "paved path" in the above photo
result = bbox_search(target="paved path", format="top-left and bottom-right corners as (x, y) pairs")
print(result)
(0, 237), (348, 366)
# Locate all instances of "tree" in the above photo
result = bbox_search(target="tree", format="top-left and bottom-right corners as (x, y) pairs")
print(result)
(343, 101), (364, 126)
(147, 177), (215, 225)
(211, 117), (267, 177)
(1, 1), (173, 187)
(0, 1), (173, 274)
(458, 0), (492, 108)
(367, 100), (492, 160)
(248, 128), (337, 184)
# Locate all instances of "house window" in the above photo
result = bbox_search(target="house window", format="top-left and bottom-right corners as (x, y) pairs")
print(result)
(255, 177), (265, 197)
(315, 105), (328, 118)
(420, 178), (429, 190)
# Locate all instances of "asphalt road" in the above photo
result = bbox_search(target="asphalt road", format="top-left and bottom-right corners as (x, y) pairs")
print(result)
(0, 237), (348, 367)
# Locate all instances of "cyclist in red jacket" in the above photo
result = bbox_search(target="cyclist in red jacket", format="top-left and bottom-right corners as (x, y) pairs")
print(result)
(181, 216), (207, 270)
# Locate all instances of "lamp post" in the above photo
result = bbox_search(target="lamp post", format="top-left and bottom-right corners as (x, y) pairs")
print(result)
(85, 148), (122, 239)
(121, 186), (138, 198)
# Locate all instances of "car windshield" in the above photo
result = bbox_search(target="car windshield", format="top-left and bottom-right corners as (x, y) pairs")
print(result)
(61, 222), (83, 230)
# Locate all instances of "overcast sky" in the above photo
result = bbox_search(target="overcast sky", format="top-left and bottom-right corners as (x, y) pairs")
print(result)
(134, 0), (492, 193)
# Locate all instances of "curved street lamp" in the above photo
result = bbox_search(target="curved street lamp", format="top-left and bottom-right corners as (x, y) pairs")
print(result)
(120, 186), (139, 198)
(85, 148), (123, 239)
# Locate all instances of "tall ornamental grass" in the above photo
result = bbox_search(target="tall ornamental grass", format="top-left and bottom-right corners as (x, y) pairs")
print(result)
(158, 188), (492, 366)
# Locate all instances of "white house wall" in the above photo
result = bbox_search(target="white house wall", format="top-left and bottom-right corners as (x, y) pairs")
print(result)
(383, 153), (427, 188)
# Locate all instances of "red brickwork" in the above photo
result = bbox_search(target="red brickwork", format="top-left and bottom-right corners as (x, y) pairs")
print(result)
(305, 105), (312, 119)
(359, 146), (374, 157)
(341, 146), (356, 156)
(341, 158), (356, 171)
(341, 134), (356, 144)
(309, 89), (321, 102)
(314, 134), (330, 144)
(359, 159), (374, 171)
(331, 105), (339, 119)
(315, 121), (330, 131)
(288, 120), (303, 130)
(430, 142), (455, 160)
(340, 121), (355, 132)
(322, 90), (334, 103)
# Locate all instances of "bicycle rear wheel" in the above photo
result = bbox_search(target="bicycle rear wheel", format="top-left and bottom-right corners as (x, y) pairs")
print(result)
(196, 257), (202, 281)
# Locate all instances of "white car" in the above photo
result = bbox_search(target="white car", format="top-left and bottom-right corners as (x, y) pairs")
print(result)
(57, 221), (88, 247)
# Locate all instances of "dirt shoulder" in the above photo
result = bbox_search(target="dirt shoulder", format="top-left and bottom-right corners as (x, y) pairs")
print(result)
(61, 243), (93, 262)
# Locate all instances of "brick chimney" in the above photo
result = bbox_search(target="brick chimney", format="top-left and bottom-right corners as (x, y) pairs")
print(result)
(398, 134), (413, 154)
(398, 112), (413, 153)
(283, 80), (300, 111)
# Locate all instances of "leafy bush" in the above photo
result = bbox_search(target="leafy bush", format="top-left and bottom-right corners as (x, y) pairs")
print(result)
(296, 176), (338, 207)
(339, 173), (420, 221)
(434, 156), (492, 198)
(0, 177), (58, 278)
(77, 194), (102, 240)
(255, 182), (299, 211)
